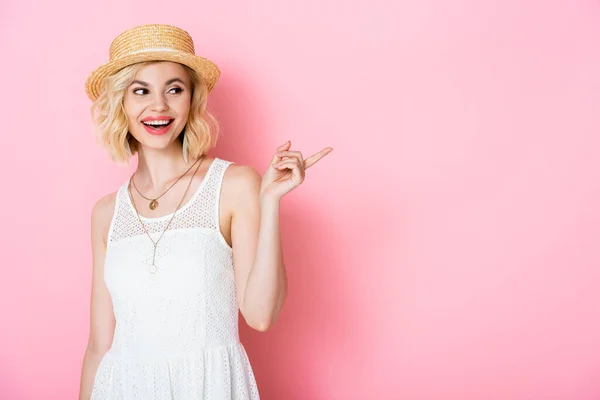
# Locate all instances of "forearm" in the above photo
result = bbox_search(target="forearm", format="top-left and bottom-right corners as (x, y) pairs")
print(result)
(78, 347), (105, 400)
(242, 195), (287, 331)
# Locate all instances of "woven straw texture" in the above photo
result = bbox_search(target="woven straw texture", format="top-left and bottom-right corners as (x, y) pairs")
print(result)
(85, 24), (220, 101)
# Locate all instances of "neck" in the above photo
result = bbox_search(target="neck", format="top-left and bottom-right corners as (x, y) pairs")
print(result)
(134, 141), (195, 191)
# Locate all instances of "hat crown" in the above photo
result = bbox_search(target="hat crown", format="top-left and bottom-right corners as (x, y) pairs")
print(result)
(109, 24), (195, 61)
(85, 24), (220, 101)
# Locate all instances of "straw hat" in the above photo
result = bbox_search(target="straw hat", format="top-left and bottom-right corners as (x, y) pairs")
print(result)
(84, 24), (220, 101)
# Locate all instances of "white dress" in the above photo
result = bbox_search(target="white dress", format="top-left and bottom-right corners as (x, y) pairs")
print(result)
(91, 158), (260, 400)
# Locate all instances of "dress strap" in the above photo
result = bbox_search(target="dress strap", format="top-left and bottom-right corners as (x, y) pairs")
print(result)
(209, 158), (234, 246)
(106, 182), (127, 246)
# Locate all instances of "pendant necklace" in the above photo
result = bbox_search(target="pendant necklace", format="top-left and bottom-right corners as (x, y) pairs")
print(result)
(131, 157), (200, 210)
(128, 156), (204, 273)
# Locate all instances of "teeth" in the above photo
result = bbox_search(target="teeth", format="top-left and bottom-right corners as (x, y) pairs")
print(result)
(143, 120), (172, 126)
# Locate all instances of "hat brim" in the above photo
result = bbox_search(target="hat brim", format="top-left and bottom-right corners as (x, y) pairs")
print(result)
(84, 51), (220, 101)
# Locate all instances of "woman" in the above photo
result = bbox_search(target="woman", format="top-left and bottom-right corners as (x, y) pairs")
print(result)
(78, 24), (333, 399)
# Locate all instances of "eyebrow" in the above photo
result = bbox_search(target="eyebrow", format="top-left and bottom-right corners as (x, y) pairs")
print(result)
(130, 78), (187, 87)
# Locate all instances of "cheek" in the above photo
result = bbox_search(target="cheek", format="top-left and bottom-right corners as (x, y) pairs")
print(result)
(172, 100), (191, 119)
(123, 97), (145, 120)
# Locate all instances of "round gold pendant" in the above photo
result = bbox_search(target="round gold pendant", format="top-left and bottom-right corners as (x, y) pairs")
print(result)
(149, 264), (157, 274)
(149, 199), (158, 210)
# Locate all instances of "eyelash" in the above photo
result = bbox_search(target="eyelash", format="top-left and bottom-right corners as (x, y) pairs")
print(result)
(133, 87), (183, 95)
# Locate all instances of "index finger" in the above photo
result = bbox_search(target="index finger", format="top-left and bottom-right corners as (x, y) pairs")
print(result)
(304, 147), (334, 169)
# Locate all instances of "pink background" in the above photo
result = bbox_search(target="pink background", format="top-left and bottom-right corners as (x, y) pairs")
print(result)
(2, 0), (600, 399)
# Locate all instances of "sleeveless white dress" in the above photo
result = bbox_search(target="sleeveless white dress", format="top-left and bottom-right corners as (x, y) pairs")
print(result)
(91, 158), (260, 400)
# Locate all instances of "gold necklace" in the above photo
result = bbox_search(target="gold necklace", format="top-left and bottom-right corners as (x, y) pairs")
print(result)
(128, 155), (205, 274)
(131, 158), (200, 210)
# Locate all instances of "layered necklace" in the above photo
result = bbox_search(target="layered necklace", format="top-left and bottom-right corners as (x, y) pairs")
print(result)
(131, 157), (200, 210)
(128, 156), (204, 273)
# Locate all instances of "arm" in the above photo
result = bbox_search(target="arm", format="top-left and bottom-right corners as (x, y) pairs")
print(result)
(228, 165), (287, 332)
(228, 141), (332, 332)
(78, 194), (117, 400)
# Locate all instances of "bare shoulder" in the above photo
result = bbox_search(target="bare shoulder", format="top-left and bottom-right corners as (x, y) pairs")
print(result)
(91, 191), (118, 245)
(92, 192), (117, 223)
(220, 163), (261, 215)
(222, 163), (261, 198)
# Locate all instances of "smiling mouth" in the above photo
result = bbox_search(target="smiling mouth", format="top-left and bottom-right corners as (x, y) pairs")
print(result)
(142, 120), (174, 130)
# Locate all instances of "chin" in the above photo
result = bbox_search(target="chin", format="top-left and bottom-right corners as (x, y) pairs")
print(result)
(131, 135), (176, 152)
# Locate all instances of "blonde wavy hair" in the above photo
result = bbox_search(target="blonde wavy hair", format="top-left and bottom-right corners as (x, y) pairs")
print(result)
(89, 61), (220, 164)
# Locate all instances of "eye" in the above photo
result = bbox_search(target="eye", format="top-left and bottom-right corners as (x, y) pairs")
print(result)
(131, 87), (183, 95)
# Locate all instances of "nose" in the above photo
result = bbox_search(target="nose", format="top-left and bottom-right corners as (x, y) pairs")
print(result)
(150, 92), (169, 112)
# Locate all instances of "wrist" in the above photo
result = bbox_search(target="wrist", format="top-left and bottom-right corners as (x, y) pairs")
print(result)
(259, 191), (281, 206)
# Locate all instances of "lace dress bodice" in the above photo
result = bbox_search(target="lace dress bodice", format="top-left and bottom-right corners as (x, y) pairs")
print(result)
(91, 158), (260, 400)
